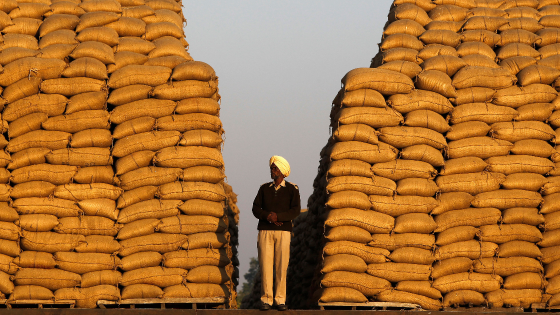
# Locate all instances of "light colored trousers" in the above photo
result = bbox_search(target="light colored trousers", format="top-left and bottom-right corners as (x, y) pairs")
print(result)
(257, 230), (291, 306)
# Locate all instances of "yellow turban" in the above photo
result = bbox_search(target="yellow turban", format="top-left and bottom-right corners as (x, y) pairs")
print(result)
(270, 155), (290, 177)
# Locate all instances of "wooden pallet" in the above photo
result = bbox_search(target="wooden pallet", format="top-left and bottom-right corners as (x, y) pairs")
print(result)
(443, 306), (524, 313)
(98, 297), (226, 309)
(6, 300), (75, 309)
(318, 301), (421, 311)
(530, 303), (560, 312)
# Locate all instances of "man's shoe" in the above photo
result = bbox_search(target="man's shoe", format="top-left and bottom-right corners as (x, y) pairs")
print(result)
(260, 303), (271, 311)
(277, 304), (288, 311)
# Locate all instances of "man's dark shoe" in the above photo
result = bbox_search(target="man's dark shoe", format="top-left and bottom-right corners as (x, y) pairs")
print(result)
(260, 303), (271, 311)
(277, 304), (288, 311)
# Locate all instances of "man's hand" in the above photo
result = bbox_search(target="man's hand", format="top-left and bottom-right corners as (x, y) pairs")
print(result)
(267, 212), (278, 223)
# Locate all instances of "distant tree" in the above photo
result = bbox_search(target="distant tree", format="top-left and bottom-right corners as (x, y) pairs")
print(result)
(237, 257), (259, 305)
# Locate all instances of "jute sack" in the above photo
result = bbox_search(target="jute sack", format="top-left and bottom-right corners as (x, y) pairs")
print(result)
(420, 29), (461, 47)
(366, 263), (431, 282)
(380, 33), (424, 51)
(434, 192), (475, 215)
(396, 280), (441, 300)
(511, 139), (555, 157)
(42, 110), (110, 133)
(112, 131), (181, 158)
(121, 284), (163, 299)
(171, 61), (215, 81)
(453, 66), (516, 89)
(325, 208), (394, 234)
(516, 103), (554, 121)
(460, 55), (500, 68)
(377, 60), (422, 78)
(404, 110), (450, 133)
(62, 57), (108, 80)
(107, 51), (150, 73)
(115, 151), (155, 175)
(496, 43), (541, 60)
(148, 36), (192, 60)
(504, 272), (546, 290)
(55, 216), (119, 236)
(118, 166), (182, 190)
(78, 199), (118, 221)
(10, 164), (77, 185)
(416, 70), (457, 98)
(106, 17), (146, 37)
(0, 239), (19, 257)
(485, 155), (555, 174)
(474, 257), (543, 276)
(16, 214), (58, 232)
(370, 233), (434, 251)
(491, 121), (555, 142)
(493, 84), (557, 107)
(182, 232), (227, 250)
(332, 88), (384, 108)
(540, 230), (560, 248)
(321, 254), (367, 273)
(321, 271), (390, 297)
(436, 172), (506, 195)
(117, 200), (180, 224)
(120, 252), (162, 271)
(542, 193), (560, 214)
(428, 3), (469, 20)
(156, 114), (222, 132)
(21, 231), (85, 252)
(14, 269), (80, 291)
(110, 99), (175, 124)
(518, 65), (560, 86)
(8, 112), (48, 138)
(38, 43), (77, 60)
(498, 29), (540, 46)
(54, 252), (120, 274)
(543, 246), (560, 264)
(69, 41), (115, 64)
(446, 137), (513, 159)
(439, 157), (488, 175)
(379, 48), (421, 64)
(54, 183), (122, 201)
(325, 226), (372, 244)
(74, 166), (115, 184)
(0, 185), (10, 202)
(113, 36), (155, 54)
(388, 3), (431, 26)
(486, 289), (542, 308)
(387, 89), (453, 114)
(539, 55), (560, 71)
(537, 28), (560, 47)
(157, 182), (226, 202)
(9, 285), (53, 301)
(546, 260), (560, 278)
(107, 85), (152, 106)
(323, 241), (389, 264)
(186, 266), (230, 284)
(116, 186), (158, 209)
(421, 55), (466, 77)
(436, 226), (480, 246)
(40, 77), (106, 96)
(0, 222), (19, 241)
(143, 21), (183, 40)
(151, 80), (218, 101)
(77, 271), (123, 290)
(400, 145), (445, 167)
(119, 233), (187, 257)
(394, 213), (436, 234)
(144, 55), (192, 69)
(502, 207), (544, 225)
(46, 147), (112, 167)
(75, 27), (119, 47)
(456, 42), (497, 59)
(393, 0), (435, 12)
(74, 235), (122, 254)
(182, 166), (224, 184)
(328, 159), (373, 178)
(388, 247), (435, 265)
(121, 266), (185, 287)
(502, 173), (547, 191)
(326, 176), (395, 196)
(175, 98), (220, 115)
(7, 130), (70, 153)
(418, 44), (458, 60)
(336, 107), (403, 128)
(108, 65), (170, 89)
(342, 68), (415, 95)
(70, 129), (112, 148)
(377, 290), (441, 311)
(12, 197), (80, 217)
(0, 57), (66, 87)
(0, 203), (17, 223)
(433, 272), (502, 294)
(479, 224), (543, 244)
(443, 290), (485, 307)
(445, 122), (491, 141)
(544, 211), (560, 231)
(372, 159), (436, 180)
(11, 181), (56, 199)
(500, 56), (538, 75)
(498, 241), (542, 258)
(163, 248), (230, 269)
(434, 208), (501, 232)
(179, 199), (224, 217)
(158, 215), (227, 235)
(117, 219), (160, 241)
(370, 195), (438, 216)
(471, 190), (543, 209)
(163, 283), (228, 299)
(379, 126), (447, 149)
(449, 103), (519, 124)
(436, 240), (498, 260)
(329, 141), (398, 164)
(431, 257), (473, 279)
(180, 130), (223, 148)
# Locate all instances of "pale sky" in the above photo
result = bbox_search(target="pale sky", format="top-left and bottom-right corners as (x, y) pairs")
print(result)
(184, 0), (394, 284)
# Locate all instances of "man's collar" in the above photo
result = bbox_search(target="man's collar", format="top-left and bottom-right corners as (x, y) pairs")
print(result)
(270, 180), (286, 188)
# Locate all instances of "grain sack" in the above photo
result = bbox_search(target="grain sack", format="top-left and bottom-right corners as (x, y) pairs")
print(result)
(163, 283), (228, 299)
(389, 247), (435, 265)
(115, 151), (155, 175)
(46, 147), (112, 167)
(377, 290), (441, 311)
(110, 99), (175, 124)
(54, 183), (122, 201)
(541, 230), (560, 248)
(377, 60), (422, 78)
(119, 234), (187, 256)
(372, 159), (436, 180)
(179, 199), (224, 217)
(493, 84), (558, 107)
(542, 193), (560, 214)
(432, 257), (473, 279)
(342, 68), (415, 95)
(419, 29), (461, 47)
(163, 248), (230, 269)
(14, 268), (80, 291)
(498, 241), (542, 258)
(321, 254), (367, 273)
(400, 145), (445, 167)
(416, 70), (457, 98)
(113, 117), (157, 139)
(370, 233), (435, 251)
(336, 107), (403, 128)
(388, 3), (431, 26)
(106, 17), (146, 37)
(117, 200), (180, 224)
(17, 214), (58, 232)
(388, 89), (453, 114)
(120, 252), (162, 272)
(121, 266), (185, 287)
(13, 197), (80, 217)
(504, 272), (546, 290)
(332, 124), (379, 145)
(185, 266), (229, 284)
(502, 173), (547, 191)
(121, 284), (163, 299)
(76, 26), (119, 47)
(366, 263), (431, 282)
(369, 195), (438, 216)
(502, 207), (544, 225)
(544, 211), (560, 231)
(151, 80), (218, 101)
(11, 181), (55, 199)
(471, 190), (543, 209)
(383, 19), (426, 37)
(156, 113), (222, 132)
(0, 47), (38, 66)
(66, 91), (107, 115)
(443, 290), (485, 307)
(433, 272), (502, 294)
(436, 226), (480, 246)
(8, 285), (54, 301)
(491, 121), (555, 142)
(107, 51), (150, 73)
(118, 166), (181, 191)
(396, 281), (441, 299)
(330, 141), (398, 164)
(54, 252), (120, 274)
(157, 181), (226, 202)
(78, 199), (117, 221)
(446, 137), (513, 159)
(112, 131), (180, 157)
(461, 54), (500, 68)
(62, 57), (108, 80)
(393, 213), (436, 234)
(42, 110), (110, 133)
(325, 226), (372, 244)
(3, 77), (41, 104)
(69, 41), (115, 64)
(511, 139), (555, 157)
(449, 103), (519, 124)
(107, 85), (152, 106)
(435, 208), (501, 232)
(428, 4), (469, 21)
(379, 48), (421, 64)
(474, 257), (543, 276)
(397, 178), (438, 196)
(418, 44), (458, 60)
(436, 172), (505, 194)
(485, 155), (554, 174)
(55, 216), (119, 236)
(81, 270), (122, 288)
(379, 126), (447, 149)
(321, 271), (390, 297)
(479, 224), (543, 243)
(323, 241), (389, 264)
(116, 186), (158, 209)
(182, 166), (224, 184)
(117, 219), (160, 240)
(325, 208), (394, 234)
(445, 122), (491, 141)
(326, 176), (395, 196)
(0, 57), (66, 86)
(107, 65), (170, 89)
(9, 113), (48, 138)
(10, 164), (77, 185)
(500, 56), (537, 75)
(73, 166), (114, 184)
(158, 215), (227, 235)
(13, 252), (54, 270)
(148, 36), (192, 60)
(457, 42), (497, 59)
(40, 78), (106, 96)
(486, 289), (542, 308)
(539, 55), (560, 71)
(439, 157), (488, 175)
(497, 43), (541, 60)
(334, 89), (386, 108)
(21, 231), (85, 253)
(453, 66), (516, 89)
(518, 65), (560, 85)
(404, 110), (450, 133)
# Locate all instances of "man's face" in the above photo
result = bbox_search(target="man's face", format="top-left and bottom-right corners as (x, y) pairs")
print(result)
(270, 163), (282, 180)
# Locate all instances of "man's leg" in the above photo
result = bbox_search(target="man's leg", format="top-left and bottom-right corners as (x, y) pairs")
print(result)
(273, 230), (291, 306)
(258, 230), (274, 306)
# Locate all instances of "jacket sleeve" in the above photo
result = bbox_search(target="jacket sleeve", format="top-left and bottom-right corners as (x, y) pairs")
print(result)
(276, 185), (301, 222)
(252, 185), (270, 221)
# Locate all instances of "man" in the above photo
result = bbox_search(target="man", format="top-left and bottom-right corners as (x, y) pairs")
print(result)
(252, 155), (301, 311)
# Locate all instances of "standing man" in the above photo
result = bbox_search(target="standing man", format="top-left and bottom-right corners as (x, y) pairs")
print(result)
(252, 155), (301, 311)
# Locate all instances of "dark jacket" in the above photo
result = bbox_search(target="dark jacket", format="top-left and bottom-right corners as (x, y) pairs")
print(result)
(252, 181), (301, 231)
